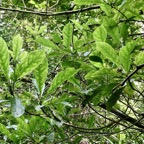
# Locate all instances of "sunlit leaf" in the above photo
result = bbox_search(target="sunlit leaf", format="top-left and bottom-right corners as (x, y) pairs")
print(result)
(93, 26), (107, 42)
(11, 97), (25, 118)
(97, 42), (120, 66)
(0, 37), (10, 79)
(134, 52), (144, 65)
(62, 23), (73, 49)
(74, 0), (102, 5)
(47, 68), (79, 94)
(0, 123), (15, 141)
(119, 41), (136, 72)
(15, 50), (45, 80)
(12, 34), (23, 61)
(34, 57), (48, 95)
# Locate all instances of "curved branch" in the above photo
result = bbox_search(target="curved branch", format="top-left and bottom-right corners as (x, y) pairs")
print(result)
(0, 5), (100, 17)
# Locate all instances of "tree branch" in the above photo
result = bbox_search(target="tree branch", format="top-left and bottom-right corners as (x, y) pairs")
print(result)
(0, 5), (100, 17)
(99, 103), (144, 131)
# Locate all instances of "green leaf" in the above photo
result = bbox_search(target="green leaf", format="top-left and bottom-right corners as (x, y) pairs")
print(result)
(35, 37), (60, 50)
(0, 37), (10, 79)
(100, 4), (111, 16)
(11, 97), (25, 118)
(15, 50), (45, 80)
(62, 23), (73, 49)
(74, 0), (102, 5)
(97, 42), (120, 66)
(47, 68), (79, 94)
(106, 87), (124, 111)
(0, 123), (15, 141)
(34, 57), (48, 95)
(119, 41), (136, 72)
(134, 52), (144, 65)
(12, 34), (23, 61)
(89, 56), (103, 63)
(93, 26), (107, 42)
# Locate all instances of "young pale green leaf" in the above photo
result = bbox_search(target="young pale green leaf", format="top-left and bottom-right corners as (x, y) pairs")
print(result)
(106, 87), (124, 111)
(74, 0), (102, 5)
(35, 36), (60, 50)
(97, 42), (120, 66)
(34, 57), (48, 95)
(134, 52), (144, 65)
(0, 123), (15, 141)
(47, 68), (79, 94)
(62, 23), (73, 49)
(100, 4), (111, 16)
(0, 37), (10, 79)
(12, 34), (23, 61)
(11, 97), (25, 118)
(119, 41), (136, 72)
(15, 50), (45, 80)
(93, 26), (107, 42)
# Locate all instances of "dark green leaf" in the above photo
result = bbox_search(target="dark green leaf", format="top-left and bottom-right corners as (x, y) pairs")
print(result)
(106, 87), (125, 111)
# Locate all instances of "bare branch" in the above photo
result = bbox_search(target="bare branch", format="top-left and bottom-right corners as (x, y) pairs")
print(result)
(0, 5), (100, 17)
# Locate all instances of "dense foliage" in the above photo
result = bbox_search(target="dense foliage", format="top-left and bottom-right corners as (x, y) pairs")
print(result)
(0, 0), (144, 143)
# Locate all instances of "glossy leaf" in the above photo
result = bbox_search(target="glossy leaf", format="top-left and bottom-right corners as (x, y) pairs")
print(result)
(0, 37), (10, 79)
(93, 26), (107, 42)
(106, 87), (124, 111)
(89, 56), (103, 63)
(15, 50), (45, 79)
(11, 97), (25, 118)
(12, 34), (23, 61)
(62, 23), (73, 49)
(34, 57), (48, 95)
(97, 42), (120, 66)
(47, 68), (79, 94)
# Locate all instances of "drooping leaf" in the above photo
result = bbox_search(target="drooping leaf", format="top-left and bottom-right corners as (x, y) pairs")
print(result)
(97, 42), (120, 66)
(34, 57), (48, 95)
(106, 87), (125, 111)
(11, 97), (25, 118)
(134, 52), (144, 65)
(0, 37), (10, 79)
(62, 23), (73, 49)
(47, 68), (79, 94)
(12, 34), (23, 61)
(15, 50), (45, 80)
(93, 26), (107, 42)
(119, 41), (136, 72)
(74, 0), (102, 5)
